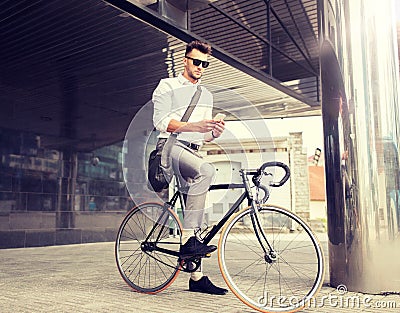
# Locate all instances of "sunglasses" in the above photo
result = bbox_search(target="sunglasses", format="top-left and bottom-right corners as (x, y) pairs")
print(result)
(185, 56), (210, 68)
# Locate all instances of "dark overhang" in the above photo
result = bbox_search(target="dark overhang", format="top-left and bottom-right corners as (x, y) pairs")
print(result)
(0, 0), (320, 151)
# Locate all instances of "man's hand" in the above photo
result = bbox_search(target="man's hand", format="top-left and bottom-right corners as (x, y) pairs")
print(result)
(167, 119), (225, 138)
(211, 120), (225, 138)
(190, 119), (218, 133)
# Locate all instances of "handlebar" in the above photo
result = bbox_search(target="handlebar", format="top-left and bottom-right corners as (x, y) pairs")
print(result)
(253, 161), (291, 188)
(208, 162), (290, 193)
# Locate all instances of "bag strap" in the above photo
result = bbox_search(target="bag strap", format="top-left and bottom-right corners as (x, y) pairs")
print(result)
(179, 85), (202, 122)
(158, 85), (202, 175)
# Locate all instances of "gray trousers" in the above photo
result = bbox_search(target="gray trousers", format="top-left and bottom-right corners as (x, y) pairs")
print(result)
(168, 141), (215, 230)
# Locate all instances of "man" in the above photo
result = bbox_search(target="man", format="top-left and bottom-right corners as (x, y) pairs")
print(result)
(152, 40), (227, 295)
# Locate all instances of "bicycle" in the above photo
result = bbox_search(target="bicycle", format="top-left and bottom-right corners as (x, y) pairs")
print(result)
(115, 161), (325, 313)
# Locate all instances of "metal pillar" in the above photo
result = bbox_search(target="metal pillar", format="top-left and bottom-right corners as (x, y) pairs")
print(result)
(56, 150), (77, 229)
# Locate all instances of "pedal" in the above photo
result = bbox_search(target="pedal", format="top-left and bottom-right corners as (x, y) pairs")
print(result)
(179, 256), (202, 273)
(204, 253), (211, 258)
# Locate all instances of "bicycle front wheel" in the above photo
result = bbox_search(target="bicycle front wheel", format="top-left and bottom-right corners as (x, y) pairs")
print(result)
(115, 202), (182, 294)
(218, 204), (324, 313)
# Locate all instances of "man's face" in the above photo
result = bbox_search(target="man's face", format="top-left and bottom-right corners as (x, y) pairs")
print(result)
(184, 49), (209, 82)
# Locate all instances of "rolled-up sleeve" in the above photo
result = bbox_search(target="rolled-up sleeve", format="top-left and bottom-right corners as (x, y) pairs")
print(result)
(152, 80), (173, 133)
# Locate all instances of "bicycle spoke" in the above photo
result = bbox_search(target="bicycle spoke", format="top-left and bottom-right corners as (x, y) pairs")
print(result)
(262, 262), (271, 300)
(231, 255), (265, 277)
(120, 248), (141, 268)
(224, 232), (264, 257)
(280, 243), (317, 252)
(271, 214), (290, 246)
(244, 261), (272, 295)
(273, 259), (297, 298)
(115, 203), (181, 293)
(278, 255), (318, 281)
(219, 205), (324, 313)
(278, 228), (304, 253)
(128, 253), (146, 281)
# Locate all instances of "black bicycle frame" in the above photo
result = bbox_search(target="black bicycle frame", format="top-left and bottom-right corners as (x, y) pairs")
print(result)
(141, 188), (247, 259)
(135, 161), (292, 275)
(143, 169), (272, 258)
(203, 171), (274, 254)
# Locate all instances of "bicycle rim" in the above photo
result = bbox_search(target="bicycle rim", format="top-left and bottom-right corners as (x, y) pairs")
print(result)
(115, 202), (182, 293)
(218, 204), (324, 313)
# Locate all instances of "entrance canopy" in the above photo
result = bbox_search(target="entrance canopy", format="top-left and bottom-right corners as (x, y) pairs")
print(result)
(0, 0), (320, 151)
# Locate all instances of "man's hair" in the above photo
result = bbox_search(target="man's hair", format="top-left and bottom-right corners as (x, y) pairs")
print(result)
(185, 40), (212, 56)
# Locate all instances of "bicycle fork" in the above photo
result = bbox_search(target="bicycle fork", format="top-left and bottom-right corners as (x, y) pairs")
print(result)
(250, 202), (278, 264)
(241, 168), (278, 264)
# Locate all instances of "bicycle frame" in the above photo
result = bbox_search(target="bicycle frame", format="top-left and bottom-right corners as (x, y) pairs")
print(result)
(143, 168), (275, 261)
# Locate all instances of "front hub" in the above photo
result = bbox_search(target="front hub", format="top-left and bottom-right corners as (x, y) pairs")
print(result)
(264, 251), (278, 263)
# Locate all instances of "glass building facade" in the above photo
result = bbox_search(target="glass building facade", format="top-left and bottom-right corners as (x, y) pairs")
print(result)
(0, 129), (133, 248)
(320, 0), (400, 292)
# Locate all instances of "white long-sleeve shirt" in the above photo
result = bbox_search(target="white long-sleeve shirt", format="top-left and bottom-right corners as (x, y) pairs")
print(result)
(152, 74), (213, 145)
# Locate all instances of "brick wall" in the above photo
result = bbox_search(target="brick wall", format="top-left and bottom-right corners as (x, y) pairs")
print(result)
(289, 132), (310, 221)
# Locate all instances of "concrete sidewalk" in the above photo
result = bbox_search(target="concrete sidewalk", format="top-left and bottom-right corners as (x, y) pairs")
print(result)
(0, 241), (399, 313)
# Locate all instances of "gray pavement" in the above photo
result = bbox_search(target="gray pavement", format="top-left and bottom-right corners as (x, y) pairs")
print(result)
(0, 240), (399, 313)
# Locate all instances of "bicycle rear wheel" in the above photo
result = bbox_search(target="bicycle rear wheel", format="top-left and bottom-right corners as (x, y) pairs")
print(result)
(218, 204), (324, 313)
(115, 202), (182, 293)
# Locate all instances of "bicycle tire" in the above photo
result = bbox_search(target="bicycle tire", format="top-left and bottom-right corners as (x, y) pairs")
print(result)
(115, 202), (182, 293)
(218, 204), (324, 313)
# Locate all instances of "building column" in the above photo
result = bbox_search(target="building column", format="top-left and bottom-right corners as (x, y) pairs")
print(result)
(288, 132), (310, 221)
(56, 150), (77, 229)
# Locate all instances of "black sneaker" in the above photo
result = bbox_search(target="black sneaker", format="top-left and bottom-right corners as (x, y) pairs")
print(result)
(189, 276), (228, 295)
(179, 236), (217, 258)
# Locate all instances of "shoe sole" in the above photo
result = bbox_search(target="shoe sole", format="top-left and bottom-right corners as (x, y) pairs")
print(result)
(188, 288), (228, 295)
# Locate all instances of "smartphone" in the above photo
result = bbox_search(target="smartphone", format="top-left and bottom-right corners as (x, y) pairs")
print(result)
(213, 113), (226, 121)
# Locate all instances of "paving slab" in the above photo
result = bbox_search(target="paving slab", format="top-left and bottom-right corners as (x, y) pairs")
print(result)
(0, 240), (398, 313)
